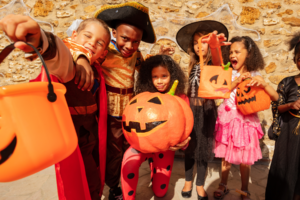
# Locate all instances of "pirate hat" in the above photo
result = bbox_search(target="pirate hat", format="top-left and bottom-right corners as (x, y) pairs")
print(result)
(176, 20), (229, 53)
(94, 2), (156, 43)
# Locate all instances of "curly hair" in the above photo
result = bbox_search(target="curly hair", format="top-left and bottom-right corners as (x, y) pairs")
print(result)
(135, 55), (187, 96)
(222, 36), (265, 72)
(187, 30), (212, 76)
(288, 32), (300, 62)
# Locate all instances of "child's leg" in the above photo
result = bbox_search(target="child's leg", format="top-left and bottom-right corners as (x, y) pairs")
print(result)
(214, 158), (231, 198)
(183, 155), (194, 191)
(240, 163), (250, 191)
(152, 150), (175, 197)
(121, 146), (148, 200)
(196, 160), (208, 197)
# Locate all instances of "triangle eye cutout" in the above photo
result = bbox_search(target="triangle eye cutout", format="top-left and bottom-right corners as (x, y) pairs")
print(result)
(148, 97), (162, 104)
(223, 80), (228, 85)
(130, 99), (137, 105)
(210, 75), (219, 84)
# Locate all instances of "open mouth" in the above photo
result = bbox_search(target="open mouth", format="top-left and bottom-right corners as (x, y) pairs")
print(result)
(0, 136), (17, 165)
(123, 121), (167, 133)
(231, 60), (237, 67)
(238, 96), (256, 105)
(215, 88), (230, 94)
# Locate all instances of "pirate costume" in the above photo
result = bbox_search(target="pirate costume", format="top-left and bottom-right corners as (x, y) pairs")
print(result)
(176, 20), (228, 199)
(94, 3), (156, 199)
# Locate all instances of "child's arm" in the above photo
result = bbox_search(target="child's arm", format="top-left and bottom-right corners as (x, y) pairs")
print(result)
(247, 75), (279, 101)
(158, 45), (175, 55)
(231, 72), (251, 91)
(75, 56), (94, 91)
(278, 100), (300, 113)
(169, 137), (191, 151)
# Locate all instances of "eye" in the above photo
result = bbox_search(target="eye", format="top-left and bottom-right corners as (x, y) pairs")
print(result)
(129, 99), (137, 105)
(148, 97), (162, 104)
(237, 90), (240, 97)
(210, 75), (219, 84)
(85, 34), (91, 38)
(223, 80), (228, 85)
(244, 87), (251, 93)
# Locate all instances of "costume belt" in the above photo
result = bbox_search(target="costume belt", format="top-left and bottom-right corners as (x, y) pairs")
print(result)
(106, 84), (133, 95)
(289, 111), (300, 135)
(69, 104), (98, 115)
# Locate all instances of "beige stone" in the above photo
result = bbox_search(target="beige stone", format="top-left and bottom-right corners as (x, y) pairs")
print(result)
(186, 2), (203, 10)
(257, 1), (281, 9)
(240, 7), (260, 25)
(84, 5), (96, 13)
(70, 4), (78, 9)
(155, 27), (168, 36)
(196, 12), (209, 18)
(262, 9), (276, 17)
(50, 20), (59, 27)
(277, 9), (293, 17)
(80, 0), (96, 2)
(63, 22), (72, 27)
(56, 2), (70, 10)
(158, 6), (179, 13)
(80, 14), (92, 20)
(33, 0), (54, 17)
(282, 17), (300, 26)
(257, 28), (266, 35)
(263, 18), (279, 26)
(173, 54), (181, 63)
(285, 0), (300, 4)
(57, 10), (73, 18)
(265, 62), (276, 73)
(289, 65), (298, 73)
(170, 1), (182, 8)
(268, 75), (287, 85)
(57, 31), (68, 39)
(263, 39), (282, 48)
(238, 0), (254, 2)
(270, 28), (291, 35)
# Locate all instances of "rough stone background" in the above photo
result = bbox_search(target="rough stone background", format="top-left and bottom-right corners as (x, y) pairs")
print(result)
(1, 0), (299, 161)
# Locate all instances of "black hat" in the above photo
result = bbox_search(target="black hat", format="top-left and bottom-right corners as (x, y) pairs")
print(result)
(176, 20), (229, 53)
(94, 2), (156, 43)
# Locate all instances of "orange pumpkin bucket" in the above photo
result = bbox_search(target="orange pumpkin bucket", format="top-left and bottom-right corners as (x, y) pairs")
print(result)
(0, 43), (77, 182)
(197, 34), (232, 99)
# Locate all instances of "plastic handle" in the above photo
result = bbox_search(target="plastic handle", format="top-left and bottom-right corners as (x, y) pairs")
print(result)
(198, 33), (224, 70)
(0, 43), (57, 102)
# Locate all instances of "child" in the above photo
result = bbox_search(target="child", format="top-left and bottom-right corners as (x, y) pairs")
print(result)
(0, 15), (111, 200)
(94, 3), (172, 199)
(121, 55), (191, 199)
(213, 36), (278, 200)
(265, 33), (300, 200)
(176, 20), (230, 199)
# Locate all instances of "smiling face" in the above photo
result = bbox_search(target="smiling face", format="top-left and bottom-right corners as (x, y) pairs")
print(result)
(113, 23), (143, 58)
(71, 21), (110, 64)
(193, 33), (208, 59)
(229, 41), (248, 73)
(151, 65), (171, 93)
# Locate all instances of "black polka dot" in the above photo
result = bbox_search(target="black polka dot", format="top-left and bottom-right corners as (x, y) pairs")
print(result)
(149, 158), (153, 163)
(145, 157), (147, 161)
(166, 165), (171, 171)
(127, 173), (135, 179)
(160, 184), (166, 189)
(128, 190), (134, 196)
(131, 148), (140, 154)
(153, 168), (157, 174)
(159, 153), (164, 159)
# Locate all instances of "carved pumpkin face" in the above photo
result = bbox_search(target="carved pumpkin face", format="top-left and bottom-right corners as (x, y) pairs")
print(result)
(198, 66), (232, 99)
(122, 92), (193, 153)
(236, 79), (271, 115)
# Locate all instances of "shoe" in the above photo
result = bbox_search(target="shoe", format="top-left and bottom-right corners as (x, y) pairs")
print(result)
(198, 194), (208, 200)
(109, 187), (123, 200)
(181, 189), (192, 198)
(214, 183), (229, 199)
(240, 190), (251, 200)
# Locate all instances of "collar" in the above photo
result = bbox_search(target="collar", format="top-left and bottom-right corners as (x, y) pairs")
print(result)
(110, 40), (120, 52)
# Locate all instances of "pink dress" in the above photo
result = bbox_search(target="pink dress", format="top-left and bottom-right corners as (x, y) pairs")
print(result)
(214, 70), (263, 165)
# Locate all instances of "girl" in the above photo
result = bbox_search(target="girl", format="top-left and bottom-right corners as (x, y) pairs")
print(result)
(265, 33), (300, 200)
(176, 20), (230, 200)
(213, 36), (278, 200)
(121, 55), (191, 200)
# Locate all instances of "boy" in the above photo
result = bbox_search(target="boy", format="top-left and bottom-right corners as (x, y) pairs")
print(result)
(0, 15), (110, 200)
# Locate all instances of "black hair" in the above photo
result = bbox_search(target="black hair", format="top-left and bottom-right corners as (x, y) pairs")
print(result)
(135, 55), (186, 95)
(288, 32), (300, 63)
(222, 36), (265, 72)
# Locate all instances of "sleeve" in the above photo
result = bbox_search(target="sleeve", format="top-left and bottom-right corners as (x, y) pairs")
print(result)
(62, 38), (92, 64)
(134, 51), (144, 72)
(26, 30), (75, 83)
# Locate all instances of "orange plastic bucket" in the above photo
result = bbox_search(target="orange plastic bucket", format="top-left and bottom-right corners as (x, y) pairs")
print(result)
(0, 43), (78, 182)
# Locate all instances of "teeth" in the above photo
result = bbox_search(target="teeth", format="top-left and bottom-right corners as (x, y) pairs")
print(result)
(140, 122), (146, 130)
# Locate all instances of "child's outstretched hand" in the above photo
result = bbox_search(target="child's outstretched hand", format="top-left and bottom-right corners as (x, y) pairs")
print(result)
(169, 137), (191, 151)
(75, 56), (94, 91)
(201, 30), (231, 48)
(289, 99), (300, 110)
(0, 15), (41, 52)
(231, 72), (251, 91)
(246, 75), (267, 88)
(158, 45), (175, 55)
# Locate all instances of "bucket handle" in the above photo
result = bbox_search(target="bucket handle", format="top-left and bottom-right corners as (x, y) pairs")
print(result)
(0, 43), (57, 102)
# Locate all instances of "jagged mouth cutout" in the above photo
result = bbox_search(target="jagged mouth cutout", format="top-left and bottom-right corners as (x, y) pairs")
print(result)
(123, 121), (167, 133)
(0, 136), (17, 165)
(237, 87), (256, 105)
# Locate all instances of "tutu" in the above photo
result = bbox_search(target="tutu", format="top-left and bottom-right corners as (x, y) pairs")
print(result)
(214, 70), (263, 165)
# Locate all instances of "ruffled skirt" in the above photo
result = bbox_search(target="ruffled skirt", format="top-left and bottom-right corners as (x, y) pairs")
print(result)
(214, 103), (263, 165)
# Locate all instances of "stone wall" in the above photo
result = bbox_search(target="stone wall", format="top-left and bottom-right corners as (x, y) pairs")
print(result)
(1, 0), (300, 160)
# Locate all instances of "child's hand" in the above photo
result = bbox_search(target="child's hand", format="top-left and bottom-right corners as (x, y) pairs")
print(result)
(0, 15), (41, 52)
(201, 30), (231, 49)
(246, 75), (268, 88)
(236, 72), (251, 84)
(75, 56), (94, 91)
(158, 45), (174, 55)
(169, 137), (191, 151)
(289, 99), (300, 110)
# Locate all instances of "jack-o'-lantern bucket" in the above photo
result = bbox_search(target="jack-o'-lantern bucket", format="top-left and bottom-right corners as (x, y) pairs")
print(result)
(197, 34), (232, 99)
(0, 43), (77, 182)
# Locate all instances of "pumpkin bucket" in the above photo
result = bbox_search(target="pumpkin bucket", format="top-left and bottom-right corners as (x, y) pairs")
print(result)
(0, 43), (77, 182)
(197, 33), (232, 99)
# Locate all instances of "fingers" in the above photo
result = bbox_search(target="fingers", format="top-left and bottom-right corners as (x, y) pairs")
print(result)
(81, 71), (91, 91)
(88, 72), (95, 91)
(74, 64), (81, 85)
(77, 68), (86, 90)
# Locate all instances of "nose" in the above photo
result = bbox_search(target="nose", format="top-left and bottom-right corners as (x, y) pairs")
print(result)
(137, 107), (143, 113)
(125, 42), (133, 50)
(157, 78), (162, 83)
